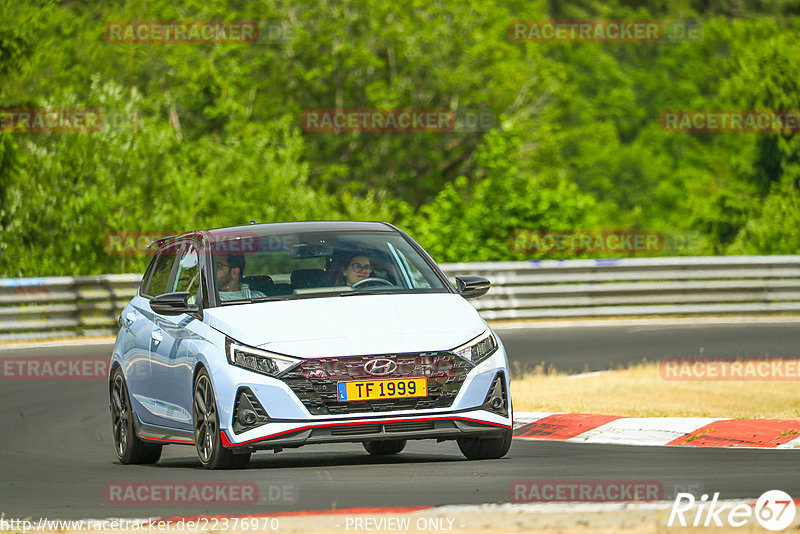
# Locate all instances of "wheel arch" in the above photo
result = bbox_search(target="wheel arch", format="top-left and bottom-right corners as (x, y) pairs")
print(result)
(108, 358), (124, 405)
(193, 360), (209, 387)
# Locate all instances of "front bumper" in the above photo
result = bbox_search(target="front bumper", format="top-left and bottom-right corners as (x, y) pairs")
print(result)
(220, 411), (512, 451)
(214, 342), (513, 450)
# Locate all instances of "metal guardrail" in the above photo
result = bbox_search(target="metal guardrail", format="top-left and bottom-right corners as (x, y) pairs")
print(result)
(446, 255), (800, 320)
(0, 275), (141, 341)
(1, 256), (799, 341)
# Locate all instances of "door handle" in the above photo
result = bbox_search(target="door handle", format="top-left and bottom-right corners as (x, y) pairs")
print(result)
(151, 329), (163, 345)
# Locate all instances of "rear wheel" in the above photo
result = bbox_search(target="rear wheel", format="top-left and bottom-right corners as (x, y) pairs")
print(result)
(457, 429), (512, 460)
(193, 368), (250, 469)
(110, 368), (162, 464)
(363, 440), (406, 455)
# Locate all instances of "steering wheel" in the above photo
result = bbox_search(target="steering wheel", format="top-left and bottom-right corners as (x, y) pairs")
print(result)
(351, 277), (394, 289)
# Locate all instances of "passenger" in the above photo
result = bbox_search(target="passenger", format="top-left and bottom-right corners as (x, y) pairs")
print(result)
(216, 254), (266, 301)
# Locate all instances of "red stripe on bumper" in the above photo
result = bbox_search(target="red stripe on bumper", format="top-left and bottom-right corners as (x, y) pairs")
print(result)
(140, 436), (194, 444)
(221, 416), (512, 447)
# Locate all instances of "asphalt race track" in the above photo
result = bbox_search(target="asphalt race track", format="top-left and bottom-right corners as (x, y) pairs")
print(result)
(1, 320), (799, 519)
(496, 319), (800, 374)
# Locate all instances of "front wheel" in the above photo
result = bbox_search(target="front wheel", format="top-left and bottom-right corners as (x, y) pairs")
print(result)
(193, 368), (251, 469)
(110, 368), (162, 464)
(363, 440), (406, 455)
(457, 429), (512, 460)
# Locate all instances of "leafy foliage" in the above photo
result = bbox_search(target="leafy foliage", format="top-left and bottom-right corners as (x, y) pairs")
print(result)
(1, 0), (799, 276)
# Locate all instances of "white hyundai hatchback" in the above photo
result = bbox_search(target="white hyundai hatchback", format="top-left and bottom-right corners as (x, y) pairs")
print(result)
(109, 221), (512, 469)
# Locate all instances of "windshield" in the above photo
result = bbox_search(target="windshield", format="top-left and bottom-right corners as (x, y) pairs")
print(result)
(209, 230), (449, 304)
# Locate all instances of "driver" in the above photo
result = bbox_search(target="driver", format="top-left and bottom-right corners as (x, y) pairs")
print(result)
(339, 254), (372, 286)
(216, 254), (266, 301)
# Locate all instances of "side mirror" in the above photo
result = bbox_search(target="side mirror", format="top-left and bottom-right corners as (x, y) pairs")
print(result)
(150, 291), (201, 316)
(455, 275), (490, 299)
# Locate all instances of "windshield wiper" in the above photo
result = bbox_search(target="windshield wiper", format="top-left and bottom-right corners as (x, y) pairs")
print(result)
(339, 290), (397, 296)
(249, 296), (290, 302)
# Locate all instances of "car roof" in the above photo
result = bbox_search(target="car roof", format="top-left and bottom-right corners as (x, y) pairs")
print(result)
(150, 221), (396, 249)
(206, 220), (394, 236)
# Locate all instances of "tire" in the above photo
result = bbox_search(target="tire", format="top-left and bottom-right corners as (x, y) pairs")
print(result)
(363, 439), (406, 455)
(193, 368), (251, 469)
(457, 429), (512, 460)
(110, 368), (162, 464)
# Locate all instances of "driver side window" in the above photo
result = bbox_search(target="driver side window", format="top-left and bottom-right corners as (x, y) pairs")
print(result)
(142, 244), (181, 298)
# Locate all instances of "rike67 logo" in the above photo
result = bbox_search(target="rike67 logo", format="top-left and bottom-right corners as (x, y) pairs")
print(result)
(668, 490), (796, 530)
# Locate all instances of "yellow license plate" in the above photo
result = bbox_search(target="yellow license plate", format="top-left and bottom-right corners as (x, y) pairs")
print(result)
(337, 377), (427, 402)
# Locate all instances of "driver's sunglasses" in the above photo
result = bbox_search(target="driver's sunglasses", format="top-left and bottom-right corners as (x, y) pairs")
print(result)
(349, 263), (372, 273)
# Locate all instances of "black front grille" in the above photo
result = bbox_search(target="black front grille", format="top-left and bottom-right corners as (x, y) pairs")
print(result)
(330, 424), (383, 436)
(385, 420), (435, 433)
(281, 352), (473, 415)
(327, 421), (436, 437)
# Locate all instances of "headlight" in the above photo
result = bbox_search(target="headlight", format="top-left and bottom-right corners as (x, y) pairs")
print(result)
(452, 330), (498, 365)
(226, 338), (302, 377)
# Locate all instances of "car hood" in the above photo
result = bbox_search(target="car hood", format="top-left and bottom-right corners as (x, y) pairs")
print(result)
(203, 292), (486, 357)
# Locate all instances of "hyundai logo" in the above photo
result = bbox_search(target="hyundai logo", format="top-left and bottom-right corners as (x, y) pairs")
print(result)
(364, 358), (397, 376)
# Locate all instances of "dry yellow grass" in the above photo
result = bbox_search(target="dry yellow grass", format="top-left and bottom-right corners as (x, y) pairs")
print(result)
(510, 361), (800, 419)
